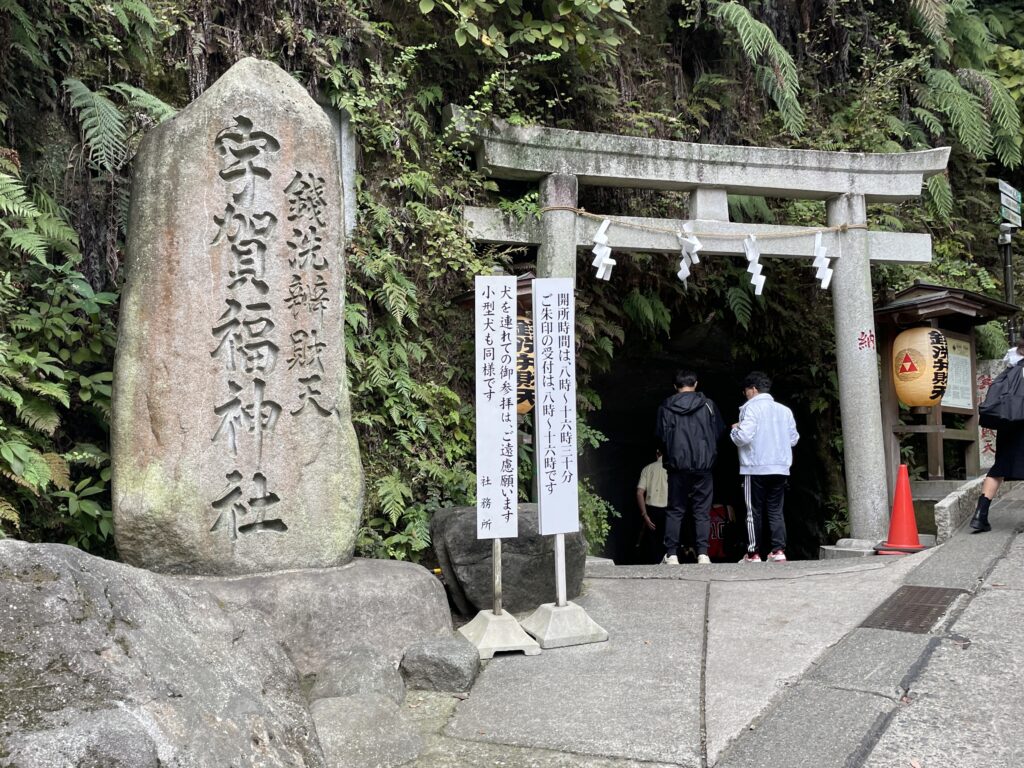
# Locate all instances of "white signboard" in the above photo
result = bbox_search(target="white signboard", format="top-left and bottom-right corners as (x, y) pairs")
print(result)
(941, 338), (973, 410)
(999, 179), (1021, 201)
(475, 276), (518, 539)
(532, 278), (579, 535)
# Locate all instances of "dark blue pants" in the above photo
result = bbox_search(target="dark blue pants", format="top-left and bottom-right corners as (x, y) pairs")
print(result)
(664, 469), (713, 556)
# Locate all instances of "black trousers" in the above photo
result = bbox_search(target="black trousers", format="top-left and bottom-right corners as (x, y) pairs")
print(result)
(743, 474), (787, 554)
(639, 505), (667, 564)
(664, 469), (713, 556)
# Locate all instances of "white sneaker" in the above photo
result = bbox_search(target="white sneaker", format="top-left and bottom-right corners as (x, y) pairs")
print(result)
(661, 554), (679, 565)
(697, 554), (711, 565)
(767, 550), (787, 562)
(739, 553), (762, 563)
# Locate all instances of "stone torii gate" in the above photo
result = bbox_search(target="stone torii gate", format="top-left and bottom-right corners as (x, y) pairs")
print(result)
(448, 107), (950, 542)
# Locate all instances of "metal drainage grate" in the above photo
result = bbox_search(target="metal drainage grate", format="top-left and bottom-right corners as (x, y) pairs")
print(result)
(860, 585), (967, 634)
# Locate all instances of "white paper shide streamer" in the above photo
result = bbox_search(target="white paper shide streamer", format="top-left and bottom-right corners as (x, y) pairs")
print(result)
(811, 231), (833, 290)
(591, 219), (616, 281)
(676, 223), (702, 286)
(743, 234), (765, 295)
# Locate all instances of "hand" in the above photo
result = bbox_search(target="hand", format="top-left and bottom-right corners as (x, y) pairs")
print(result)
(731, 423), (739, 430)
(642, 513), (656, 531)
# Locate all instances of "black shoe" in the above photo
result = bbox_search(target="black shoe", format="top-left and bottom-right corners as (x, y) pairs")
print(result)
(970, 495), (992, 533)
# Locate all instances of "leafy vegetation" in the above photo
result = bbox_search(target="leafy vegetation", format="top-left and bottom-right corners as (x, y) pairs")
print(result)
(2, 0), (1022, 556)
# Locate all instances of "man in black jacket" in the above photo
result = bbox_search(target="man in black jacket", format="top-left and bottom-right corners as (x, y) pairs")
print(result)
(655, 370), (726, 565)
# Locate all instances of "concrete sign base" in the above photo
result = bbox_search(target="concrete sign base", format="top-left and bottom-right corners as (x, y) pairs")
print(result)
(521, 601), (609, 649)
(458, 610), (541, 660)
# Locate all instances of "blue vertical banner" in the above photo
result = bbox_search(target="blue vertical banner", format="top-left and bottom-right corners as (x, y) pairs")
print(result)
(532, 278), (579, 535)
(474, 276), (519, 539)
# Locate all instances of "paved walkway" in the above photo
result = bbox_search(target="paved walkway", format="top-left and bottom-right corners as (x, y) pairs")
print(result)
(404, 485), (1024, 767)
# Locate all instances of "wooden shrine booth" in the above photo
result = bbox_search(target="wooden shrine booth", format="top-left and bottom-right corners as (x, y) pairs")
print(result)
(877, 282), (1018, 504)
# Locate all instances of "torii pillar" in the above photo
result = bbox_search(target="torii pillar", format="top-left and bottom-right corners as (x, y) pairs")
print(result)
(449, 106), (950, 542)
(828, 194), (889, 538)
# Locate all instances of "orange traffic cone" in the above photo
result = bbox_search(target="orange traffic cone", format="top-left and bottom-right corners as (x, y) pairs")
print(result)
(875, 464), (926, 555)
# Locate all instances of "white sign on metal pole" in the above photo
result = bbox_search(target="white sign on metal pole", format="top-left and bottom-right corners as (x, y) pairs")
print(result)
(999, 180), (1023, 226)
(475, 275), (518, 539)
(532, 277), (579, 535)
(999, 179), (1021, 201)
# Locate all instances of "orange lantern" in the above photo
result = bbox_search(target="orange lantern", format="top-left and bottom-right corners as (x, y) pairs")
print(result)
(516, 315), (534, 414)
(893, 327), (949, 407)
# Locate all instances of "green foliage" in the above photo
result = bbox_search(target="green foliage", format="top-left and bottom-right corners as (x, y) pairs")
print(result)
(63, 78), (129, 173)
(976, 320), (1009, 359)
(327, 44), (490, 561)
(0, 167), (116, 549)
(822, 495), (850, 542)
(709, 1), (805, 136)
(579, 478), (618, 554)
(926, 173), (954, 221)
(621, 288), (670, 338)
(918, 68), (1020, 167)
(415, 0), (638, 62)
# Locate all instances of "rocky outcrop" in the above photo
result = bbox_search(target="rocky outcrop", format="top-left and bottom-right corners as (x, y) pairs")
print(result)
(0, 540), (453, 767)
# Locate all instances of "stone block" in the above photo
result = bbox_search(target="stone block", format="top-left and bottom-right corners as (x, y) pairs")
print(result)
(401, 635), (480, 692)
(112, 57), (363, 575)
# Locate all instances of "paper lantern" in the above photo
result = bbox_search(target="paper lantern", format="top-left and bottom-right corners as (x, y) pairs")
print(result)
(516, 316), (535, 414)
(893, 327), (949, 407)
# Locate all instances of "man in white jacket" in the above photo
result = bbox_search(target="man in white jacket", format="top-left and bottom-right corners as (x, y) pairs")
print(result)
(730, 371), (799, 563)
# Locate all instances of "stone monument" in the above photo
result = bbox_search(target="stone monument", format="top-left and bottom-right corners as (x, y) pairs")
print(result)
(112, 58), (364, 574)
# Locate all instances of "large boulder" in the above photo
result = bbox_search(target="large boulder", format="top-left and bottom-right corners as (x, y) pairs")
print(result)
(431, 504), (587, 614)
(191, 557), (452, 673)
(112, 56), (363, 575)
(0, 540), (453, 767)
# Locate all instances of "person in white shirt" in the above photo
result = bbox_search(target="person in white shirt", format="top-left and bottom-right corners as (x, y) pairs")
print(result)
(730, 371), (799, 563)
(635, 448), (669, 563)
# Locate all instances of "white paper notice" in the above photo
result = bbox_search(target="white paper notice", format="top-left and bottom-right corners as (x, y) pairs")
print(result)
(475, 276), (518, 539)
(941, 338), (973, 410)
(532, 277), (580, 535)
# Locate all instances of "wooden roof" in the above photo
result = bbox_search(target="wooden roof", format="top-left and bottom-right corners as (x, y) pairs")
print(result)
(875, 281), (1018, 327)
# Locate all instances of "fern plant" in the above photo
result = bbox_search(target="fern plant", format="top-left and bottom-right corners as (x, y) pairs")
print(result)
(709, 1), (805, 137)
(0, 164), (117, 549)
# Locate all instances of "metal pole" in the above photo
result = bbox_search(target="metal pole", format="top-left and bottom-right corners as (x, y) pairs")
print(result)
(1002, 231), (1016, 343)
(492, 538), (503, 615)
(554, 533), (567, 607)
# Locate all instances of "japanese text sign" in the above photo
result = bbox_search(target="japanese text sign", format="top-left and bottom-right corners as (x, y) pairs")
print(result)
(532, 278), (580, 535)
(475, 276), (518, 539)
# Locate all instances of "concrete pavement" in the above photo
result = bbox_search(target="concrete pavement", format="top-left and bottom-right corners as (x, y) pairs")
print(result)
(402, 484), (1024, 767)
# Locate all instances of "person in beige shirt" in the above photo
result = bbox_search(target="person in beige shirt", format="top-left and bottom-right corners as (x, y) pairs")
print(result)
(636, 448), (669, 564)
